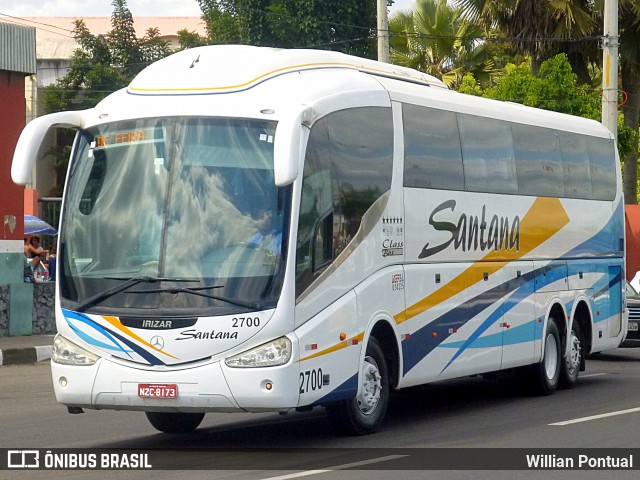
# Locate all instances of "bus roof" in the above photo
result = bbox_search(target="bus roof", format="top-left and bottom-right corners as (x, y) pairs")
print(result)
(127, 45), (448, 96)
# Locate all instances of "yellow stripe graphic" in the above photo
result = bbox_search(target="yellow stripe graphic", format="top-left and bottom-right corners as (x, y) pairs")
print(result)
(102, 316), (179, 359)
(298, 332), (365, 363)
(395, 197), (569, 325)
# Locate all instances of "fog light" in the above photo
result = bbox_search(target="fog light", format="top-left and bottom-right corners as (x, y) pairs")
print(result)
(59, 377), (68, 388)
(261, 380), (274, 392)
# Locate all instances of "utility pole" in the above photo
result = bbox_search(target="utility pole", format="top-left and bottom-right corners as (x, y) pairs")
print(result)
(601, 0), (618, 139)
(377, 0), (389, 63)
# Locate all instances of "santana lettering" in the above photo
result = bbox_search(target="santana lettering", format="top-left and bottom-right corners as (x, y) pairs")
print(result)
(419, 200), (520, 259)
(176, 329), (238, 340)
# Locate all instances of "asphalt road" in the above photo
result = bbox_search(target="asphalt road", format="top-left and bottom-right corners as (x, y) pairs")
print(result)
(1, 348), (640, 480)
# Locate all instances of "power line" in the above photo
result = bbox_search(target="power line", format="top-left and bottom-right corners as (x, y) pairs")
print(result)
(0, 13), (75, 38)
(391, 32), (602, 44)
(0, 13), (73, 32)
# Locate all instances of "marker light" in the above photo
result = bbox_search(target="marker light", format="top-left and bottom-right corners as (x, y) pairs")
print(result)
(225, 336), (292, 368)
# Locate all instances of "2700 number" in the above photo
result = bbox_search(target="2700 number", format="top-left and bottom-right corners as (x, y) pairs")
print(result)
(231, 317), (260, 328)
(299, 368), (324, 394)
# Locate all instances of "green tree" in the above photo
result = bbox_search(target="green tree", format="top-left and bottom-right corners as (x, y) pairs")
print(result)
(43, 0), (174, 113)
(463, 54), (633, 160)
(619, 2), (640, 203)
(389, 0), (494, 88)
(196, 0), (391, 57)
(455, 0), (640, 203)
(484, 54), (600, 118)
(454, 0), (597, 83)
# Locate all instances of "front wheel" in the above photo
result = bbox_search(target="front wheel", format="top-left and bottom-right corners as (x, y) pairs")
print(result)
(559, 321), (582, 389)
(145, 412), (205, 433)
(326, 337), (389, 435)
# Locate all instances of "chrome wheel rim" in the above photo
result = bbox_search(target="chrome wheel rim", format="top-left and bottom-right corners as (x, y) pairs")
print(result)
(544, 333), (559, 380)
(356, 355), (382, 415)
(566, 329), (581, 375)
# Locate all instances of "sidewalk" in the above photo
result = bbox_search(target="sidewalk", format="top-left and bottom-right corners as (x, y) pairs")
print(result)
(0, 334), (54, 366)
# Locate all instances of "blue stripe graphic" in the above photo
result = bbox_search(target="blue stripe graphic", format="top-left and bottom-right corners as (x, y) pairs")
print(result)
(63, 309), (166, 365)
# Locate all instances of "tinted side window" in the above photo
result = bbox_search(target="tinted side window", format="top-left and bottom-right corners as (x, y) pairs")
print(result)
(587, 136), (616, 201)
(403, 104), (463, 190)
(512, 124), (564, 197)
(458, 115), (517, 194)
(296, 107), (393, 297)
(559, 132), (592, 199)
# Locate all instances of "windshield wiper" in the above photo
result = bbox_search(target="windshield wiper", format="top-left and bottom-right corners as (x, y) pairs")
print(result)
(75, 276), (200, 312)
(132, 285), (262, 310)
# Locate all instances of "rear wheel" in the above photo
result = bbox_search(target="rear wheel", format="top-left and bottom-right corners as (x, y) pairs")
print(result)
(326, 337), (389, 435)
(529, 318), (561, 395)
(559, 321), (582, 389)
(145, 412), (205, 433)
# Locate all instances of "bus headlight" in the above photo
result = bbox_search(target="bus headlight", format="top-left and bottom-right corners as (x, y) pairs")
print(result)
(52, 335), (100, 366)
(225, 336), (292, 368)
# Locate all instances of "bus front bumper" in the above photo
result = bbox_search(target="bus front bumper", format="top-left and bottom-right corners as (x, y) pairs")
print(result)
(51, 357), (300, 413)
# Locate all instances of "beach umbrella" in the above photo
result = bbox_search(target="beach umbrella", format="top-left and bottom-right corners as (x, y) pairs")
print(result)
(24, 214), (57, 236)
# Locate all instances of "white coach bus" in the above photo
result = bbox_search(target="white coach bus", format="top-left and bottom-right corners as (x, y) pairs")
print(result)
(12, 46), (626, 435)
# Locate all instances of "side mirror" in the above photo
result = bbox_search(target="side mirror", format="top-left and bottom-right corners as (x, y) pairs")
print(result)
(12, 110), (88, 185)
(273, 108), (310, 186)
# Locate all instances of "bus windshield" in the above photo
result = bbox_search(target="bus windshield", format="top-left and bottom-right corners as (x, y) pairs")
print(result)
(59, 117), (290, 315)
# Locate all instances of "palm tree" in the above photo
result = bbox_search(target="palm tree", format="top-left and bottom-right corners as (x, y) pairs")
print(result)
(454, 0), (597, 83)
(389, 0), (494, 89)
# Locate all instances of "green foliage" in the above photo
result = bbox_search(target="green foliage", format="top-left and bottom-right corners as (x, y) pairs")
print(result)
(483, 54), (600, 118)
(454, 0), (598, 84)
(196, 0), (389, 57)
(44, 0), (178, 113)
(459, 54), (634, 160)
(457, 72), (483, 96)
(389, 0), (494, 89)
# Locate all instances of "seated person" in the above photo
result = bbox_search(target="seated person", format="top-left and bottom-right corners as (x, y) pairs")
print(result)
(24, 236), (49, 282)
(246, 209), (282, 255)
(25, 236), (48, 260)
(24, 252), (49, 282)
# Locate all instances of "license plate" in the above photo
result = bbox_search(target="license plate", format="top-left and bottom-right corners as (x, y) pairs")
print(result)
(138, 383), (178, 398)
(629, 322), (639, 332)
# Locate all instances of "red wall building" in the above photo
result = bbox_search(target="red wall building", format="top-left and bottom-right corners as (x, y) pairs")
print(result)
(0, 69), (28, 240)
(0, 22), (36, 336)
(626, 205), (640, 281)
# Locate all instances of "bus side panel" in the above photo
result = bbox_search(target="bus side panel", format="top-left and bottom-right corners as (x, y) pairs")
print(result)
(399, 262), (535, 387)
(398, 263), (468, 388)
(587, 260), (626, 352)
(295, 290), (361, 407)
(500, 261), (536, 369)
(353, 265), (405, 372)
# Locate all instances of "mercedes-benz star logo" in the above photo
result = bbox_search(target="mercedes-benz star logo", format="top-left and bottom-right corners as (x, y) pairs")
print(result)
(150, 335), (165, 349)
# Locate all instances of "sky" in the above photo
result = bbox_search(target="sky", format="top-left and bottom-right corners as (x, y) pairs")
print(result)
(0, 0), (416, 19)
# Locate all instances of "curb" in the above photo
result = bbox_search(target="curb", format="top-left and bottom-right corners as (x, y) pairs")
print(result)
(0, 346), (53, 366)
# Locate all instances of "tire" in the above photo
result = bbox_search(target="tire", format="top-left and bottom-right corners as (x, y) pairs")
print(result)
(326, 337), (389, 435)
(145, 412), (205, 433)
(559, 321), (582, 389)
(529, 318), (561, 395)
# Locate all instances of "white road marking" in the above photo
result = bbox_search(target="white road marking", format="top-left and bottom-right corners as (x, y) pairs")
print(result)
(260, 454), (407, 480)
(579, 373), (607, 378)
(550, 407), (640, 426)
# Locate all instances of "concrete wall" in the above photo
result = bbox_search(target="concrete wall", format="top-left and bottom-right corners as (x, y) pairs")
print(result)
(0, 283), (56, 336)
